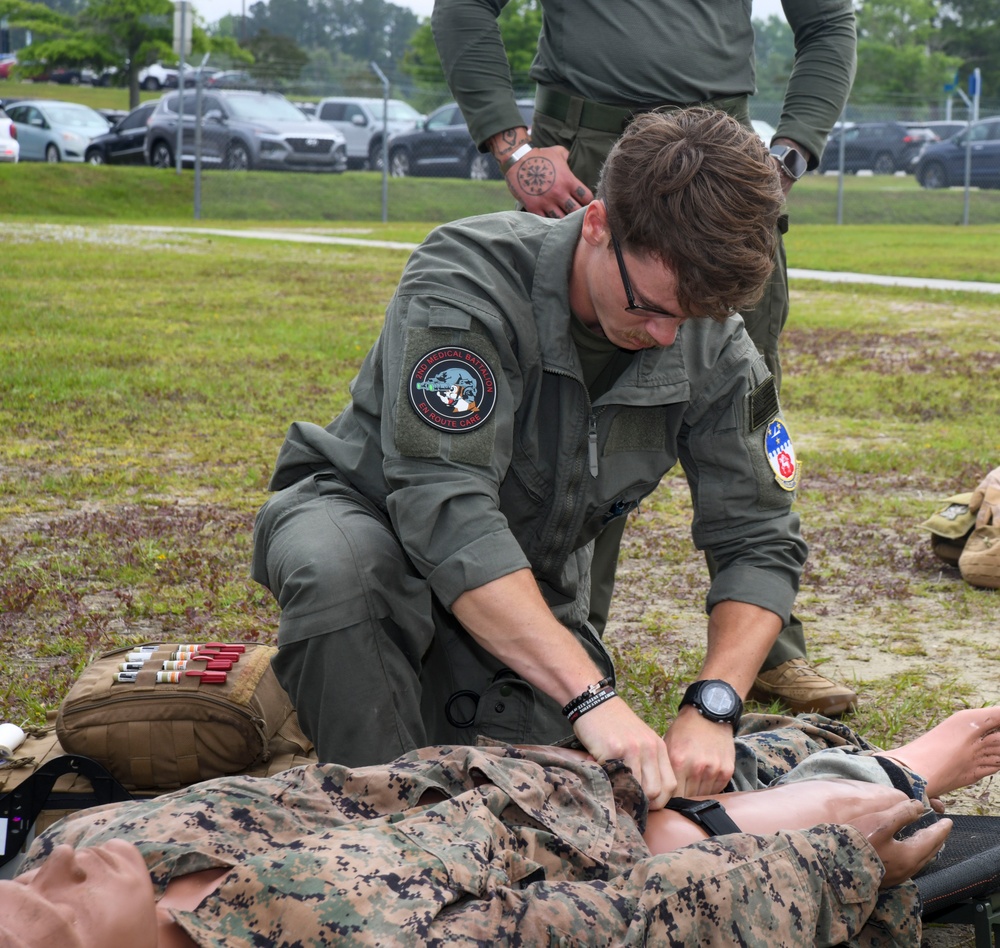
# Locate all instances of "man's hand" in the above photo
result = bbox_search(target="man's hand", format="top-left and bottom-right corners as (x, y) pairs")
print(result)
(970, 467), (1000, 525)
(572, 695), (676, 809)
(502, 145), (594, 218)
(663, 705), (737, 796)
(847, 799), (952, 888)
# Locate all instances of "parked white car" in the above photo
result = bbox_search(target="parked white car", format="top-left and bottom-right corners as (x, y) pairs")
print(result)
(315, 97), (423, 169)
(139, 61), (179, 91)
(0, 106), (19, 163)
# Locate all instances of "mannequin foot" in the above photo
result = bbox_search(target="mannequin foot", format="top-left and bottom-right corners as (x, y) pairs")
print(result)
(881, 707), (1000, 798)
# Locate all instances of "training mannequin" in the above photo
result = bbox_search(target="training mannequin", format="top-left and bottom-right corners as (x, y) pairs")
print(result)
(3, 708), (999, 948)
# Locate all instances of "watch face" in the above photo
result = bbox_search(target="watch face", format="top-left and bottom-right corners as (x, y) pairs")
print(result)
(701, 681), (738, 717)
(773, 146), (806, 179)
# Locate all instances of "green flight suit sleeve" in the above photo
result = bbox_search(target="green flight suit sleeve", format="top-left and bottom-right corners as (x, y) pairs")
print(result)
(432, 0), (530, 149)
(777, 0), (858, 167)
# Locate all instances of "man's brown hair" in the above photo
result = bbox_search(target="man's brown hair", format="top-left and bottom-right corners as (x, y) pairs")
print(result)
(597, 108), (783, 319)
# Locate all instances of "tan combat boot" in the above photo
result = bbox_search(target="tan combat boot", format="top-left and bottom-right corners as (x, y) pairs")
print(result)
(749, 659), (858, 717)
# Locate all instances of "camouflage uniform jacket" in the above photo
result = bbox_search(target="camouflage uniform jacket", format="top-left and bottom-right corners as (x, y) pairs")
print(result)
(22, 720), (921, 946)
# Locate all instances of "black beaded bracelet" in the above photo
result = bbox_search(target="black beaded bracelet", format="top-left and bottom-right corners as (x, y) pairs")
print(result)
(562, 677), (614, 718)
(566, 686), (617, 724)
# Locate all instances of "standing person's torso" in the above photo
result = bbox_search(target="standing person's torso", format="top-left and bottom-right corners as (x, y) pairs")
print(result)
(531, 0), (756, 106)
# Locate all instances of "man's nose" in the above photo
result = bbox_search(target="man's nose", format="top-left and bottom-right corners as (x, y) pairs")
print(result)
(645, 317), (684, 347)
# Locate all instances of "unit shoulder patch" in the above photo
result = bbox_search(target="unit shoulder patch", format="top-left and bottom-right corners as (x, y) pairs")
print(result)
(407, 345), (498, 433)
(764, 418), (799, 492)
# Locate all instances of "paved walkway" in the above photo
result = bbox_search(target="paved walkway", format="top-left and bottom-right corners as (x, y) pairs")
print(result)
(149, 226), (1000, 295)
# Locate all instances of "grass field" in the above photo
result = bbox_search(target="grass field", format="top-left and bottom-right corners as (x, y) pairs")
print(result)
(2, 157), (999, 878)
(2, 213), (997, 729)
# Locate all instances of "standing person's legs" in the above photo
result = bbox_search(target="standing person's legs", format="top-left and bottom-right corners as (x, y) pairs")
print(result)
(252, 473), (436, 765)
(735, 234), (857, 716)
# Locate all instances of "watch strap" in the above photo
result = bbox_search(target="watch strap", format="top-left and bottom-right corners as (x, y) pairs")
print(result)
(500, 142), (533, 175)
(665, 797), (742, 836)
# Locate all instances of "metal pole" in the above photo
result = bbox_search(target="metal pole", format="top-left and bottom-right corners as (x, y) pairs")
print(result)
(961, 69), (981, 227)
(175, 1), (186, 174)
(370, 60), (389, 223)
(836, 110), (847, 225)
(194, 53), (210, 220)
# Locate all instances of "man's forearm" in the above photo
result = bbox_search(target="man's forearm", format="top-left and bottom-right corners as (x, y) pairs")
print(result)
(451, 568), (607, 706)
(699, 600), (783, 696)
(778, 0), (857, 165)
(432, 0), (528, 148)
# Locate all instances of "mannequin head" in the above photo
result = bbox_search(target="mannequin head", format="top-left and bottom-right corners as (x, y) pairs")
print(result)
(0, 839), (157, 948)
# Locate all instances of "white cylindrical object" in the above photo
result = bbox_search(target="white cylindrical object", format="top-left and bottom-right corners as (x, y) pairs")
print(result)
(0, 723), (26, 759)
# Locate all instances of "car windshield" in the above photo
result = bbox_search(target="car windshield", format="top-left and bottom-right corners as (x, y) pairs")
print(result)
(383, 101), (421, 122)
(225, 95), (307, 122)
(45, 104), (108, 130)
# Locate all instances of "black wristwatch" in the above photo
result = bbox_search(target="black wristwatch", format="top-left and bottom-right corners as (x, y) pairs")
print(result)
(679, 679), (743, 731)
(769, 144), (808, 181)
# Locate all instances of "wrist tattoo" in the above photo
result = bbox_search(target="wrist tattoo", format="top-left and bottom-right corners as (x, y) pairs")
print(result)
(499, 129), (520, 151)
(515, 155), (556, 197)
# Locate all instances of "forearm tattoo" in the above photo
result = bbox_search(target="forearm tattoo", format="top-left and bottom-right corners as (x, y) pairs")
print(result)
(496, 129), (522, 157)
(515, 156), (556, 196)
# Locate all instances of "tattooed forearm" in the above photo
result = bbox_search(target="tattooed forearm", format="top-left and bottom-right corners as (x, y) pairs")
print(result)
(489, 127), (530, 159)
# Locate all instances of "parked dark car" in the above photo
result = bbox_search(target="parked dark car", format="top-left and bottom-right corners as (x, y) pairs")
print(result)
(909, 120), (968, 142)
(386, 99), (534, 180)
(144, 89), (347, 172)
(819, 122), (938, 174)
(914, 118), (1000, 190)
(85, 102), (156, 165)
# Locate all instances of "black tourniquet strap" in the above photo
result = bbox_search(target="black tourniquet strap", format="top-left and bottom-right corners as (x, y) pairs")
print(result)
(665, 796), (742, 836)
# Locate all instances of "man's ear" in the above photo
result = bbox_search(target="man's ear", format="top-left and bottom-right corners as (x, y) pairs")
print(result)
(581, 200), (609, 247)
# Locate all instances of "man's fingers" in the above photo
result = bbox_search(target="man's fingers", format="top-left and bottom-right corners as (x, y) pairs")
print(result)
(641, 741), (678, 810)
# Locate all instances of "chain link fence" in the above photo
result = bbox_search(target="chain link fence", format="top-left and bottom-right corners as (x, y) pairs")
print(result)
(167, 69), (1000, 226)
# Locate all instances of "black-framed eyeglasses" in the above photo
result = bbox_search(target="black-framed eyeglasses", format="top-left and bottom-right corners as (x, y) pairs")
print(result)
(610, 233), (683, 320)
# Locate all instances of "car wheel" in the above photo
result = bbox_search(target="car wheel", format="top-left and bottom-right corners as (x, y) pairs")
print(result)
(86, 148), (105, 165)
(872, 152), (895, 175)
(919, 161), (948, 190)
(142, 77), (160, 91)
(368, 139), (385, 172)
(468, 151), (497, 180)
(149, 140), (173, 169)
(225, 140), (252, 171)
(389, 148), (411, 177)
(45, 144), (60, 163)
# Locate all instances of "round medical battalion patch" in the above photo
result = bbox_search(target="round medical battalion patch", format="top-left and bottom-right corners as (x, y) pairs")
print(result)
(764, 418), (799, 491)
(408, 346), (498, 433)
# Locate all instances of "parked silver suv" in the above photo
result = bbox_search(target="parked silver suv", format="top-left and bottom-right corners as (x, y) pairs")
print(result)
(315, 97), (423, 169)
(145, 89), (347, 172)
